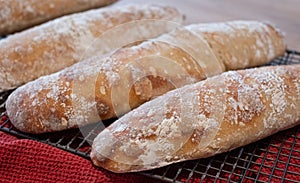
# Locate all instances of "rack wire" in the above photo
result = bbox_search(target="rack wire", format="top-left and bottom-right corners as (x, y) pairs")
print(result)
(1, 50), (300, 183)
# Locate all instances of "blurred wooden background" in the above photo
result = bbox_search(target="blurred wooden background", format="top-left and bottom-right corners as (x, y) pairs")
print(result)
(116, 0), (300, 50)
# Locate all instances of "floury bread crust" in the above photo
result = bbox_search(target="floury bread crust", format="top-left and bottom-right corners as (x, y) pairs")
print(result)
(0, 0), (117, 36)
(0, 4), (183, 92)
(6, 21), (286, 133)
(91, 65), (300, 173)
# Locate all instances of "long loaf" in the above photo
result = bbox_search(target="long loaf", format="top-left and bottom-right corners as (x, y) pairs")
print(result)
(0, 4), (183, 92)
(6, 21), (286, 133)
(91, 65), (300, 173)
(0, 0), (117, 36)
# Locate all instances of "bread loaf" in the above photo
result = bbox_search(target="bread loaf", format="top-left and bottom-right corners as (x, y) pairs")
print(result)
(91, 65), (300, 173)
(0, 4), (183, 92)
(5, 21), (286, 133)
(0, 0), (117, 36)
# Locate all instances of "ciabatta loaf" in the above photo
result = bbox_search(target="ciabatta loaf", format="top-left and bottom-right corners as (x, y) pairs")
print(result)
(91, 65), (300, 173)
(0, 4), (183, 92)
(0, 0), (117, 36)
(6, 21), (285, 133)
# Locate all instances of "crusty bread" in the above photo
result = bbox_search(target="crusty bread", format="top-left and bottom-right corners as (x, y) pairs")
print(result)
(5, 21), (286, 133)
(0, 0), (117, 36)
(0, 4), (183, 92)
(91, 65), (300, 173)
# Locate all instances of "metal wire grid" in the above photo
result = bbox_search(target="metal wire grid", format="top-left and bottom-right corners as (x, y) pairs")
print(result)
(139, 125), (300, 183)
(0, 111), (110, 158)
(143, 49), (300, 183)
(0, 50), (300, 182)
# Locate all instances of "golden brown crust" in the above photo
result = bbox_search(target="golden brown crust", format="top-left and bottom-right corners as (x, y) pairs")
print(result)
(0, 4), (183, 92)
(0, 0), (117, 36)
(91, 65), (300, 173)
(6, 21), (286, 134)
(189, 21), (286, 70)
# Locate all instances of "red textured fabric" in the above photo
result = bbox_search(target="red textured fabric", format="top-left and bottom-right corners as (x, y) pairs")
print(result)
(0, 131), (161, 183)
(1, 131), (300, 183)
(1, 110), (299, 183)
(244, 135), (300, 183)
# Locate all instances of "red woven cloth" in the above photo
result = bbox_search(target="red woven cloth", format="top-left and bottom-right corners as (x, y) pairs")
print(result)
(0, 131), (160, 183)
(1, 112), (299, 183)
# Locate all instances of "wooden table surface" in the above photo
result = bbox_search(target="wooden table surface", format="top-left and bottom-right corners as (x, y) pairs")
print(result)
(117, 0), (300, 50)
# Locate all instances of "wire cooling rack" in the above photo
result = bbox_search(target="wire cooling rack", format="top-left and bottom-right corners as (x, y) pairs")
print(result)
(1, 50), (300, 183)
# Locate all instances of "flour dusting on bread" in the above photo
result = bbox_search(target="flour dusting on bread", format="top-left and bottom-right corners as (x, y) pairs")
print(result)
(91, 65), (300, 173)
